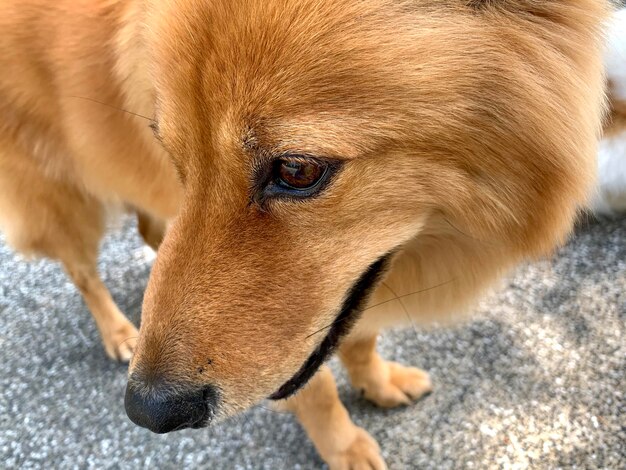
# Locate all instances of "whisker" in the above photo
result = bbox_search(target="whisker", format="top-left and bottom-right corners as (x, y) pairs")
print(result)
(380, 281), (406, 319)
(119, 335), (139, 346)
(305, 315), (351, 340)
(442, 217), (497, 247)
(66, 95), (154, 122)
(305, 278), (457, 340)
(382, 281), (419, 338)
(234, 409), (253, 431)
(258, 405), (290, 415)
(363, 277), (457, 312)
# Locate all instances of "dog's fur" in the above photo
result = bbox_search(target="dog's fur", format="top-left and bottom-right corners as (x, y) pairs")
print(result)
(0, 1), (614, 468)
(595, 8), (626, 214)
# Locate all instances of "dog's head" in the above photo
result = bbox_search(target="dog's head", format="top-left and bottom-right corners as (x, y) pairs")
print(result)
(124, 0), (607, 432)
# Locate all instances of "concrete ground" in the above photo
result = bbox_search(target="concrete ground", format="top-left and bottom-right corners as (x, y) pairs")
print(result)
(0, 215), (624, 469)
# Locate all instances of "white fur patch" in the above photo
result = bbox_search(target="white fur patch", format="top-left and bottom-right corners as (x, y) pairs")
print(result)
(593, 129), (626, 215)
(592, 9), (626, 215)
(142, 245), (157, 263)
(605, 9), (626, 101)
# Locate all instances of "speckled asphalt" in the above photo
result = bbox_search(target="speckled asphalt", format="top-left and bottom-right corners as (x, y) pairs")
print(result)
(0, 215), (624, 469)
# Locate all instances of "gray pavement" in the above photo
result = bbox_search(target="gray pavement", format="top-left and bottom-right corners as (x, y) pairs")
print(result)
(1, 215), (625, 469)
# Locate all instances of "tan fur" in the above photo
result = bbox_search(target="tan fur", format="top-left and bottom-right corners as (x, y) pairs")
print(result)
(277, 365), (386, 470)
(0, 0), (183, 360)
(276, 335), (432, 467)
(0, 0), (612, 467)
(339, 334), (432, 408)
(604, 84), (626, 137)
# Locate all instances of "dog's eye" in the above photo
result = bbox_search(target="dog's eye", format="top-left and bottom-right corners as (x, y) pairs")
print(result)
(275, 158), (327, 190)
(252, 156), (339, 205)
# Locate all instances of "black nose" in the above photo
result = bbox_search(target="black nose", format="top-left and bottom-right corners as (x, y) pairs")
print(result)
(124, 378), (218, 434)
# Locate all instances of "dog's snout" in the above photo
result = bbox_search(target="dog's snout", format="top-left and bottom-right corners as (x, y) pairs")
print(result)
(124, 376), (218, 434)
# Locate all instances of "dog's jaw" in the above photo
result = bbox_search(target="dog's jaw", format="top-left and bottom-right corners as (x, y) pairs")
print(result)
(269, 253), (394, 400)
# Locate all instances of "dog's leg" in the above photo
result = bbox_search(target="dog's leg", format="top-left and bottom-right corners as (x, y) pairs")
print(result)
(339, 334), (432, 408)
(0, 152), (138, 361)
(62, 258), (138, 362)
(136, 209), (166, 251)
(276, 365), (386, 470)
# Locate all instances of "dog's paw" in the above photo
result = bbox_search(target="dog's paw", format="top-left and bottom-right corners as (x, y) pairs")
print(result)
(325, 427), (387, 470)
(361, 362), (432, 408)
(102, 319), (139, 362)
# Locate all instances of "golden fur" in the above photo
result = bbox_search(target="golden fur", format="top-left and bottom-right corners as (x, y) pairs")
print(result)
(0, 0), (611, 467)
(605, 85), (626, 138)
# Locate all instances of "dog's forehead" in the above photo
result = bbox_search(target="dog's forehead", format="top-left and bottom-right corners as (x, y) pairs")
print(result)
(150, 1), (425, 103)
(149, 0), (526, 165)
(236, 115), (385, 162)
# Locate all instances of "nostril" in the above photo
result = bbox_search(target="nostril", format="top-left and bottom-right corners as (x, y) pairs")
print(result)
(196, 385), (220, 427)
(124, 380), (219, 434)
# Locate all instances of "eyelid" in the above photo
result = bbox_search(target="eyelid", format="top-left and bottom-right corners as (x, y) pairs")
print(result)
(250, 155), (343, 207)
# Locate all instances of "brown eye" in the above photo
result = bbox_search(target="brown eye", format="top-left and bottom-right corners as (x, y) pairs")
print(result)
(276, 158), (327, 190)
(252, 155), (339, 204)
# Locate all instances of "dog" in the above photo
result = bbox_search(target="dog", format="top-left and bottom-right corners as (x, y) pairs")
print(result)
(0, 1), (617, 468)
(595, 7), (626, 215)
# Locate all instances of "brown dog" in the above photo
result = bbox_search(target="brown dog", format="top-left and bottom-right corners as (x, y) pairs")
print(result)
(0, 1), (612, 468)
